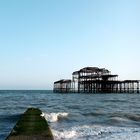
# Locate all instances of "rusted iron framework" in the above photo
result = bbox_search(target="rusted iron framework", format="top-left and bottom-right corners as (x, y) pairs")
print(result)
(53, 79), (72, 93)
(53, 67), (140, 93)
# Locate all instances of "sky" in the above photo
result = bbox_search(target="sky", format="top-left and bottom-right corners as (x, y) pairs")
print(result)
(0, 0), (140, 89)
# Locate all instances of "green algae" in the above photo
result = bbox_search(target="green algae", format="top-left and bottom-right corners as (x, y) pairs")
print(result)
(6, 108), (54, 140)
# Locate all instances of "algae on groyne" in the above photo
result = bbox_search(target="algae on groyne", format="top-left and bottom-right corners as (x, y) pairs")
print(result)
(6, 108), (54, 140)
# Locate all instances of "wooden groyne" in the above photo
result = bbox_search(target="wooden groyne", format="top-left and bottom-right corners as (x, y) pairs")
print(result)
(6, 108), (54, 140)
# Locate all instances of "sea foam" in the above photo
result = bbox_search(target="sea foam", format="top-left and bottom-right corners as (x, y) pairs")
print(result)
(52, 129), (76, 139)
(52, 125), (140, 140)
(41, 112), (68, 122)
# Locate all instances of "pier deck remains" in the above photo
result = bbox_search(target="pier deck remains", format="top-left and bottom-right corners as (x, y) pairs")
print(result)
(54, 67), (140, 93)
(6, 108), (54, 140)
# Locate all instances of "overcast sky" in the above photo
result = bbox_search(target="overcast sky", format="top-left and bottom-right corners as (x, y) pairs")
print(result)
(0, 0), (140, 89)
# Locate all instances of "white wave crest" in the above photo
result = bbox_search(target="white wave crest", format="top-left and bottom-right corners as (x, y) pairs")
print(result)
(41, 112), (68, 122)
(110, 116), (130, 122)
(52, 125), (140, 140)
(52, 129), (76, 139)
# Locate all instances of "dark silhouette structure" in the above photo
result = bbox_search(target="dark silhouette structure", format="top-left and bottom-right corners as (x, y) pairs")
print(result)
(54, 67), (139, 93)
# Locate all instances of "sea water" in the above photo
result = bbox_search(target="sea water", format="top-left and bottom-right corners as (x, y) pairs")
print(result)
(0, 90), (140, 140)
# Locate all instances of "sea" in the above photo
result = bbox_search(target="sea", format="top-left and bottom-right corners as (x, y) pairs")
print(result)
(1, 90), (140, 140)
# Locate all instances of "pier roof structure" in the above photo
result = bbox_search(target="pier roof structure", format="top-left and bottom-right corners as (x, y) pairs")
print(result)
(54, 79), (71, 84)
(72, 67), (110, 75)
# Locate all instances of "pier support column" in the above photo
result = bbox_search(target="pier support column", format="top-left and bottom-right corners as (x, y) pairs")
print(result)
(137, 82), (139, 93)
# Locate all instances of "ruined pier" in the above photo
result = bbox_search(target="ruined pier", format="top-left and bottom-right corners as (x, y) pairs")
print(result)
(54, 67), (140, 93)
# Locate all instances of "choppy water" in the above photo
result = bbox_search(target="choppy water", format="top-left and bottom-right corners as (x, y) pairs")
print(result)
(0, 90), (140, 140)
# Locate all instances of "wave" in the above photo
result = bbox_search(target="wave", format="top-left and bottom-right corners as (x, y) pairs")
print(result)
(41, 112), (69, 122)
(110, 113), (140, 123)
(83, 112), (105, 117)
(126, 114), (140, 122)
(109, 116), (130, 122)
(52, 125), (140, 140)
(52, 129), (76, 139)
(102, 99), (127, 104)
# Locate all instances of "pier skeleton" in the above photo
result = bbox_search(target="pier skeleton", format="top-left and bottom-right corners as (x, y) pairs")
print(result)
(54, 67), (140, 93)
